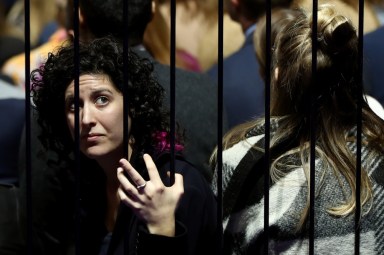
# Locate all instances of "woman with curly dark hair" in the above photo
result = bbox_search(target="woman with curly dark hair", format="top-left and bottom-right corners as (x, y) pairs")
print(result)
(29, 37), (217, 255)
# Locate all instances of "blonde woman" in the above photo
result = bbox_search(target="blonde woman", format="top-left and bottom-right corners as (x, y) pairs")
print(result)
(212, 5), (384, 254)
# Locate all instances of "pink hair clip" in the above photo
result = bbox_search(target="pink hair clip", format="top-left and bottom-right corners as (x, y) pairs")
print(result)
(153, 131), (184, 152)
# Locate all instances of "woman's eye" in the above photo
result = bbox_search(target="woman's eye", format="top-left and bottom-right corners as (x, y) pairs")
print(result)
(65, 99), (75, 112)
(95, 96), (109, 105)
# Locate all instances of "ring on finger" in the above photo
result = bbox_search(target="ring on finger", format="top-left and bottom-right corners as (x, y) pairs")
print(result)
(136, 181), (147, 191)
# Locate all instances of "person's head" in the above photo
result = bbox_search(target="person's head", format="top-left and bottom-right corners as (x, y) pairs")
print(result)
(66, 0), (153, 45)
(31, 36), (169, 163)
(269, 5), (363, 119)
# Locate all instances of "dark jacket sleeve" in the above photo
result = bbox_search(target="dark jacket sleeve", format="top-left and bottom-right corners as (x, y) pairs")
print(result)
(17, 114), (76, 255)
(137, 221), (187, 255)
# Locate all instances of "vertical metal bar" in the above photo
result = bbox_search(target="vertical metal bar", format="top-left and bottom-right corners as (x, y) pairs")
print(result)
(24, 0), (32, 253)
(122, 0), (129, 160)
(263, 1), (272, 254)
(355, 0), (364, 253)
(216, 0), (224, 253)
(169, 0), (176, 185)
(73, 0), (81, 254)
(309, 1), (318, 254)
(123, 0), (130, 252)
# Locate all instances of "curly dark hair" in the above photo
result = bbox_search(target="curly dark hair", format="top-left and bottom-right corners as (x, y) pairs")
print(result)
(31, 36), (170, 163)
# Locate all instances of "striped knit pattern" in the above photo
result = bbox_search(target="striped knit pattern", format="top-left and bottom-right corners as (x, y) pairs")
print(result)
(212, 119), (384, 254)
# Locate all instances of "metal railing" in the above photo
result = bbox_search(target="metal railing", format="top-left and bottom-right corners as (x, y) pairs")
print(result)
(20, 0), (367, 254)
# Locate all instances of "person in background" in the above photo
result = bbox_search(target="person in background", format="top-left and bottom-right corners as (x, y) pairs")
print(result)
(25, 36), (217, 254)
(364, 26), (384, 106)
(1, 0), (68, 88)
(0, 78), (25, 253)
(211, 5), (384, 254)
(0, 4), (26, 250)
(363, 0), (384, 108)
(207, 0), (293, 129)
(147, 0), (245, 72)
(0, 79), (24, 185)
(5, 0), (61, 48)
(369, 0), (384, 24)
(0, 1), (24, 70)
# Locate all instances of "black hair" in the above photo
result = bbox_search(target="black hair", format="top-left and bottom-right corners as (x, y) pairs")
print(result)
(67, 0), (152, 45)
(31, 36), (170, 163)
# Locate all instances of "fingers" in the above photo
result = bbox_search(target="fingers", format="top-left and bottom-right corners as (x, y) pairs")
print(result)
(117, 156), (185, 228)
(143, 154), (162, 186)
(117, 167), (139, 196)
(118, 155), (183, 192)
(119, 158), (146, 187)
(118, 187), (141, 209)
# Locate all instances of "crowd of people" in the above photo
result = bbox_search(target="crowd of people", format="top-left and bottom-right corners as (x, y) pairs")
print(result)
(1, 0), (384, 254)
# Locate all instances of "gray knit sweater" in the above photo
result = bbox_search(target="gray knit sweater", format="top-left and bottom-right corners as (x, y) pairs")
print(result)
(212, 119), (384, 254)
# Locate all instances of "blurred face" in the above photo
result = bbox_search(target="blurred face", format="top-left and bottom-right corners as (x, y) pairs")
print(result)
(65, 74), (131, 160)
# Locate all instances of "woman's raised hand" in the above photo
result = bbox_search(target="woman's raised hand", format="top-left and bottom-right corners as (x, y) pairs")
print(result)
(117, 154), (184, 236)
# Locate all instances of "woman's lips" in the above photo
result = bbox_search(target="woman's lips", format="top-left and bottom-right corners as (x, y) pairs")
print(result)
(83, 133), (103, 142)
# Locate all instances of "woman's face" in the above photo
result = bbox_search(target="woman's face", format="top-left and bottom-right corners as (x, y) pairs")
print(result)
(65, 74), (131, 160)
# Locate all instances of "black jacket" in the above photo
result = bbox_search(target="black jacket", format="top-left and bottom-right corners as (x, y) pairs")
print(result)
(16, 152), (217, 255)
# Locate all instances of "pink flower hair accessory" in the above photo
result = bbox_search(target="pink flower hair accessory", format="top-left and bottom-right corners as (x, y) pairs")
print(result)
(152, 131), (184, 153)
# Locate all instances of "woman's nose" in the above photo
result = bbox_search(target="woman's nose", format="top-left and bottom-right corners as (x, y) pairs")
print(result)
(81, 104), (96, 126)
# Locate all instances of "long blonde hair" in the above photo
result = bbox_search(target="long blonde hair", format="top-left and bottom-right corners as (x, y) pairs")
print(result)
(213, 5), (384, 230)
